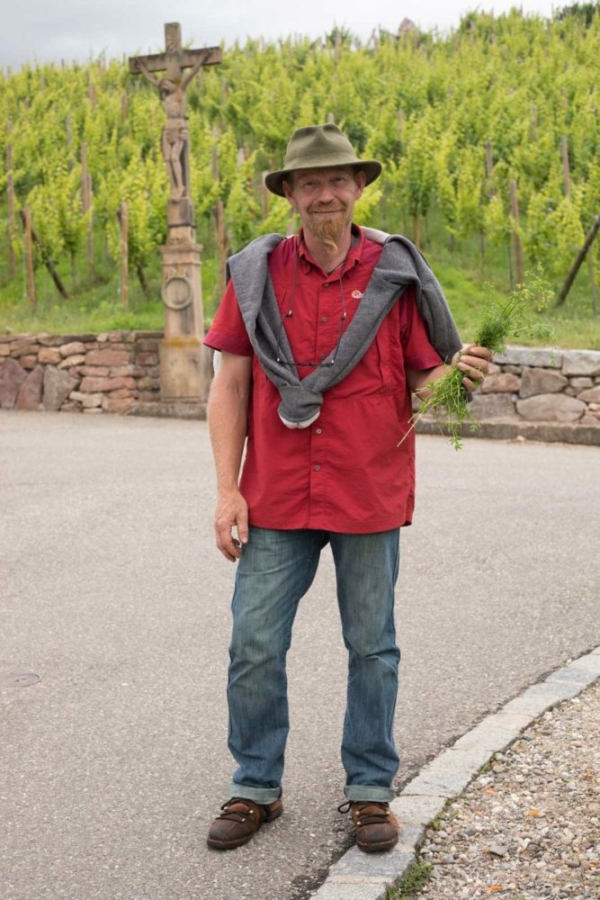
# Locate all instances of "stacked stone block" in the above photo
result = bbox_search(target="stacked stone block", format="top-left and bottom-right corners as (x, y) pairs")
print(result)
(0, 331), (162, 414)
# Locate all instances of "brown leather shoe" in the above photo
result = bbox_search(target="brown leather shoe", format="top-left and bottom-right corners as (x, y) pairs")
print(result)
(206, 796), (283, 850)
(340, 801), (399, 853)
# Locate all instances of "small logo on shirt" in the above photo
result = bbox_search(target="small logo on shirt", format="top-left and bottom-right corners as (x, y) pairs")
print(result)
(351, 290), (363, 299)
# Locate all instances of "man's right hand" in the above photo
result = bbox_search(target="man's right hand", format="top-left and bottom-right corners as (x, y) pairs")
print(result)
(214, 490), (249, 562)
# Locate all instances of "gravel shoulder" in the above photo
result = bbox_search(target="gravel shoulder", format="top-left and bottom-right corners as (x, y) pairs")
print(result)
(410, 673), (600, 900)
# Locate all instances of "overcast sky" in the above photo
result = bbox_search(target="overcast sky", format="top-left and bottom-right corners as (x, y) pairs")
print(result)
(2, 0), (559, 72)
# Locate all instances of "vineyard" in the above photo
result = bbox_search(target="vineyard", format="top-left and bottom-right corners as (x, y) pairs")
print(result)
(1, 5), (600, 347)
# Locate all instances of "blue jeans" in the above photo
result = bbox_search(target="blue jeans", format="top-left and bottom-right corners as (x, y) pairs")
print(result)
(226, 526), (401, 804)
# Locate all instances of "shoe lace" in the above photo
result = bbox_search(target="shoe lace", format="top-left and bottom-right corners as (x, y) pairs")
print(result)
(216, 798), (257, 823)
(338, 800), (390, 824)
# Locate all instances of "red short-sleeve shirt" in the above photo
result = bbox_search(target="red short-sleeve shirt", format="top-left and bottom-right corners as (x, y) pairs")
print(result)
(204, 227), (442, 533)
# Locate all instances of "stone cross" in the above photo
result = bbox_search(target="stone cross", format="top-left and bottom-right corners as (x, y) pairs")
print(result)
(129, 24), (222, 409)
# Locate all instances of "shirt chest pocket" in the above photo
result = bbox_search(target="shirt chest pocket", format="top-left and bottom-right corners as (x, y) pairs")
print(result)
(373, 318), (405, 393)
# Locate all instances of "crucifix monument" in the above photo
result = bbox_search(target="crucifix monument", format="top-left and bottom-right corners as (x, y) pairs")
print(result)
(129, 24), (222, 406)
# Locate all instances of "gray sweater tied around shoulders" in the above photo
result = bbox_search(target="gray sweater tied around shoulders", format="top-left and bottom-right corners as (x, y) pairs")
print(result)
(226, 228), (462, 428)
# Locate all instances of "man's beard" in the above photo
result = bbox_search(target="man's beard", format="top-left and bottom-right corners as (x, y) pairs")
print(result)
(305, 205), (351, 253)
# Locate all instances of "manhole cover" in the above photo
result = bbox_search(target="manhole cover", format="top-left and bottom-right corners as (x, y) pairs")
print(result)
(2, 673), (42, 688)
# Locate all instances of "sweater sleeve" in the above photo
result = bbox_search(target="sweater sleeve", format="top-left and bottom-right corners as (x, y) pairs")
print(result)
(401, 288), (444, 371)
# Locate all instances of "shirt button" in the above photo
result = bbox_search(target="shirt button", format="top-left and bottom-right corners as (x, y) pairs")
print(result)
(315, 464), (321, 471)
(323, 282), (330, 287)
(321, 316), (328, 323)
(315, 428), (322, 434)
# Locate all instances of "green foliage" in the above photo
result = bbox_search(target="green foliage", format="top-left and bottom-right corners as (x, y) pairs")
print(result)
(28, 159), (86, 267)
(354, 182), (384, 226)
(100, 149), (167, 269)
(395, 111), (439, 221)
(225, 151), (262, 251)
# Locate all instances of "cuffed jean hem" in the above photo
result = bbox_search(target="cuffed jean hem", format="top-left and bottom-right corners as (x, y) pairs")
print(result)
(344, 785), (396, 803)
(228, 782), (282, 804)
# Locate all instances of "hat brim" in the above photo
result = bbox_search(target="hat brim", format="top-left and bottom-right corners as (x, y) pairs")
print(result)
(265, 160), (382, 197)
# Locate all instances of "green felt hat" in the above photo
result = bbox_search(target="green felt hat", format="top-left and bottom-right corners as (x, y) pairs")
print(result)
(265, 124), (382, 197)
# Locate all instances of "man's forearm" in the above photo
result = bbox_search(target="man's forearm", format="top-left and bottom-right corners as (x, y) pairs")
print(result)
(207, 359), (252, 561)
(409, 364), (449, 400)
(207, 379), (249, 494)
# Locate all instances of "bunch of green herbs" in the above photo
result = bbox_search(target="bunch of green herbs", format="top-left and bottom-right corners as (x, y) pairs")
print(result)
(411, 271), (554, 450)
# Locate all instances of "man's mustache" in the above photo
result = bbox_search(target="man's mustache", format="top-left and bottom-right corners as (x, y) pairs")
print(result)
(308, 203), (347, 214)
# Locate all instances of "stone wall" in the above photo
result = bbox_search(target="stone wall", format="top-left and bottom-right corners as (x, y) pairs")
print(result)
(0, 331), (162, 414)
(471, 346), (600, 426)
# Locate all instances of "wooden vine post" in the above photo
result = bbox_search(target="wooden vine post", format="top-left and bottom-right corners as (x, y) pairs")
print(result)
(66, 114), (73, 155)
(413, 212), (421, 249)
(561, 136), (571, 197)
(261, 171), (270, 219)
(556, 214), (600, 308)
(509, 180), (524, 286)
(590, 252), (598, 317)
(6, 141), (16, 278)
(212, 130), (228, 299)
(397, 107), (404, 141)
(485, 141), (494, 199)
(18, 208), (70, 301)
(22, 206), (36, 308)
(119, 202), (129, 308)
(81, 143), (94, 274)
(333, 31), (342, 69)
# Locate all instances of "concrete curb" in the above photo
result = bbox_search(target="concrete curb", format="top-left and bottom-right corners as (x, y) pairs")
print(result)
(415, 417), (600, 447)
(310, 646), (600, 900)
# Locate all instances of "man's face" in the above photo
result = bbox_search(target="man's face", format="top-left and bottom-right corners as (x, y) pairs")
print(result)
(283, 167), (366, 249)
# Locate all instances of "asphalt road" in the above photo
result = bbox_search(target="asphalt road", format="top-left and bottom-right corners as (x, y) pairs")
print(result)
(1, 411), (599, 900)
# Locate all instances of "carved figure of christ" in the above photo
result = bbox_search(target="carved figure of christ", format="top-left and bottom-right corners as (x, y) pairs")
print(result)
(129, 23), (222, 200)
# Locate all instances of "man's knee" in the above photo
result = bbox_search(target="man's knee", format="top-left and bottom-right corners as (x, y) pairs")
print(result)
(230, 624), (289, 667)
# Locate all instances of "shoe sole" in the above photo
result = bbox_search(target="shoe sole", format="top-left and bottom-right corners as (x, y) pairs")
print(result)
(357, 834), (399, 853)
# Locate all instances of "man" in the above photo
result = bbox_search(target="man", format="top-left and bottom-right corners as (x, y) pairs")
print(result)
(203, 124), (491, 853)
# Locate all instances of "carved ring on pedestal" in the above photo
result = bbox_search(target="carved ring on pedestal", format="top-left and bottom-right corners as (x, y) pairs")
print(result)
(162, 275), (193, 311)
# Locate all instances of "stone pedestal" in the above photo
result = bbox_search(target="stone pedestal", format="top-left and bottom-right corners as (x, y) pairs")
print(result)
(159, 335), (206, 401)
(158, 202), (211, 402)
